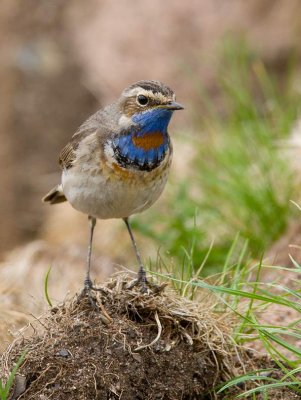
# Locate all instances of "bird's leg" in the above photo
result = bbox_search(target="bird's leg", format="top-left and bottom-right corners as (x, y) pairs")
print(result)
(84, 215), (97, 290)
(123, 217), (147, 291)
(81, 216), (107, 309)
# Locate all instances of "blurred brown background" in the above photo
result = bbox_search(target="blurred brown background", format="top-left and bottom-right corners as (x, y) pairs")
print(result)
(0, 0), (301, 309)
(1, 0), (301, 252)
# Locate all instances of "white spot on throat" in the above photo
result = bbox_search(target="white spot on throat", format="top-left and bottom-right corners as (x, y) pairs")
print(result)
(118, 114), (132, 129)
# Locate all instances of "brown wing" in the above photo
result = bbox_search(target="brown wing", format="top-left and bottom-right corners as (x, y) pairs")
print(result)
(58, 106), (115, 170)
(59, 130), (93, 170)
(59, 141), (77, 169)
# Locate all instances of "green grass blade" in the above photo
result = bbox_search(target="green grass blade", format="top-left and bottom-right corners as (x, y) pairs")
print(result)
(44, 266), (53, 307)
(2, 350), (27, 399)
(217, 370), (276, 393)
(237, 381), (301, 398)
(155, 275), (301, 312)
(0, 380), (5, 400)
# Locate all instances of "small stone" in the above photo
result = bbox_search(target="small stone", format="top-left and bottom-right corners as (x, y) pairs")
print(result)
(55, 348), (71, 358)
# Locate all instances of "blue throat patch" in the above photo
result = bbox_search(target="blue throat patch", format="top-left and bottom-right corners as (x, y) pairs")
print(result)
(112, 108), (173, 171)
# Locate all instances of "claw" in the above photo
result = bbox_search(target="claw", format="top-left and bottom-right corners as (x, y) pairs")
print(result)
(126, 271), (164, 294)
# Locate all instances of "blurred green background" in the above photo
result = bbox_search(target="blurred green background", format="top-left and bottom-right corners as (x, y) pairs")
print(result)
(135, 38), (301, 275)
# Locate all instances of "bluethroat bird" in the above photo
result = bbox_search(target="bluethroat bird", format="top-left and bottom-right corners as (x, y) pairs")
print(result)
(43, 80), (184, 291)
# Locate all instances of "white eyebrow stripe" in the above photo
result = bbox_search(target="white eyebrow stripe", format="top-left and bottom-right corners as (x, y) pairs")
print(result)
(124, 87), (173, 103)
(123, 87), (149, 97)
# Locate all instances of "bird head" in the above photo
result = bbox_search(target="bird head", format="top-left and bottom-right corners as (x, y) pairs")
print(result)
(118, 80), (184, 132)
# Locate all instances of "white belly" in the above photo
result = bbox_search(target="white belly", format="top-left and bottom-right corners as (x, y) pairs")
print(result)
(62, 167), (169, 219)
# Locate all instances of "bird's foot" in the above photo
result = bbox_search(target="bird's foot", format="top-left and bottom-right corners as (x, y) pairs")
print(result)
(84, 276), (106, 293)
(126, 267), (164, 294)
(79, 285), (97, 309)
(81, 277), (106, 309)
(79, 278), (96, 308)
(127, 268), (148, 293)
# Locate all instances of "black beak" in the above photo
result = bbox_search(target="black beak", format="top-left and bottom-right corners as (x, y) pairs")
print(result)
(164, 101), (185, 111)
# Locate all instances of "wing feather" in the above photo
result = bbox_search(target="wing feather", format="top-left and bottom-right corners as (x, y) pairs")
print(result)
(58, 105), (117, 170)
(59, 142), (76, 169)
(59, 131), (95, 169)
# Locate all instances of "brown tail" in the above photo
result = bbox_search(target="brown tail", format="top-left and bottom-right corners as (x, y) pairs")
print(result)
(42, 184), (66, 204)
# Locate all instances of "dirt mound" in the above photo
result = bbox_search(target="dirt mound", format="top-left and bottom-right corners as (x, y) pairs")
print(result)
(1, 273), (237, 399)
(1, 273), (298, 399)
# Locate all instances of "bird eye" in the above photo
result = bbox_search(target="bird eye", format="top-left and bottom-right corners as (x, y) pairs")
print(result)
(137, 94), (148, 106)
